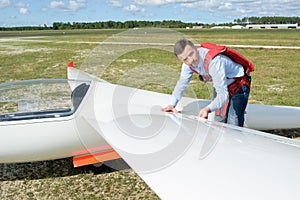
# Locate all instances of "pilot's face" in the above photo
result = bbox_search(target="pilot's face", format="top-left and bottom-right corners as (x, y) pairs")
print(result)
(177, 45), (199, 67)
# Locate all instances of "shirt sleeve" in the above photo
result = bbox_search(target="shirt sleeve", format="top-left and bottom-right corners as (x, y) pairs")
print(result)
(207, 56), (229, 112)
(171, 64), (194, 107)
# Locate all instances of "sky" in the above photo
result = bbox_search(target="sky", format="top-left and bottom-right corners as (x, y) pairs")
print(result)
(0, 0), (299, 27)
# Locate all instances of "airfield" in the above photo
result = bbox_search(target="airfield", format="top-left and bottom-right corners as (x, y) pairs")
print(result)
(0, 28), (299, 199)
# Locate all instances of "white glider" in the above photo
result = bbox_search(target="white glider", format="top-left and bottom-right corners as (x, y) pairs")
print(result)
(67, 65), (300, 199)
(0, 65), (299, 199)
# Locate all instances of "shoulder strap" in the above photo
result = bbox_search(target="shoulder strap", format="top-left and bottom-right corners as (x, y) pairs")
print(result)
(200, 42), (226, 73)
(200, 42), (254, 74)
(189, 66), (198, 74)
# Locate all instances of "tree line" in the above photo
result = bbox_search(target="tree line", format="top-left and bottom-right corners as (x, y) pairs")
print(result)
(0, 20), (202, 31)
(1, 17), (299, 31)
(234, 16), (300, 25)
(52, 20), (202, 30)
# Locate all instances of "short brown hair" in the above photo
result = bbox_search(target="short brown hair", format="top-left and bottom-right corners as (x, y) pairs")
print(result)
(174, 38), (195, 57)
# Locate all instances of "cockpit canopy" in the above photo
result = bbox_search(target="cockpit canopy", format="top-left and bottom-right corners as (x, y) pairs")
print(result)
(0, 79), (90, 121)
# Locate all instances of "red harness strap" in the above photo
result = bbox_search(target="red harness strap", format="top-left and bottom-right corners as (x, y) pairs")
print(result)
(200, 42), (254, 75)
(215, 75), (251, 118)
(189, 42), (253, 119)
(228, 75), (251, 96)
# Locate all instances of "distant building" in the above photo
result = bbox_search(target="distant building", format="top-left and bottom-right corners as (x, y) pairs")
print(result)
(246, 23), (299, 29)
(211, 26), (231, 29)
(192, 26), (203, 29)
(231, 25), (244, 29)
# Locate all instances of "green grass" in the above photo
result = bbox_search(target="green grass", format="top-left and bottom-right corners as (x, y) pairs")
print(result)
(0, 29), (123, 38)
(178, 29), (300, 46)
(0, 28), (299, 106)
(0, 41), (97, 81)
(248, 48), (300, 105)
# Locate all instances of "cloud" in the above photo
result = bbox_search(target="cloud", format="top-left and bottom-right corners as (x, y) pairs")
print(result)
(68, 0), (87, 11)
(231, 0), (300, 16)
(19, 7), (28, 14)
(50, 1), (65, 9)
(180, 0), (220, 10)
(50, 0), (87, 11)
(133, 0), (168, 6)
(219, 2), (232, 10)
(109, 0), (194, 11)
(107, 0), (122, 7)
(15, 2), (26, 8)
(104, 0), (300, 21)
(176, 0), (300, 17)
(0, 0), (10, 8)
(14, 1), (29, 14)
(134, 0), (195, 6)
(41, 7), (48, 12)
(124, 4), (145, 13)
(107, 1), (145, 15)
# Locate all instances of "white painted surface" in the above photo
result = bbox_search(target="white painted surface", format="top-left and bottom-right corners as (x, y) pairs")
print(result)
(88, 82), (300, 200)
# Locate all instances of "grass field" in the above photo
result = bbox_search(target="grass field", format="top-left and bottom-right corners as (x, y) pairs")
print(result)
(1, 28), (299, 106)
(0, 28), (299, 199)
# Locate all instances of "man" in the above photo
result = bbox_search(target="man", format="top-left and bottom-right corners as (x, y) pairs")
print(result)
(162, 38), (252, 127)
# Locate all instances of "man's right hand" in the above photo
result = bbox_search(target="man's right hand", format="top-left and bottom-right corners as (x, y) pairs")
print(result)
(162, 105), (179, 114)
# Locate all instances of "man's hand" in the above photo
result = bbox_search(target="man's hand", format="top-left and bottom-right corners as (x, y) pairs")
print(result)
(199, 106), (211, 119)
(162, 105), (179, 114)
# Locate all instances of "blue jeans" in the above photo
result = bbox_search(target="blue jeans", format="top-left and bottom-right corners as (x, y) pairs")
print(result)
(226, 84), (250, 127)
(214, 76), (251, 127)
